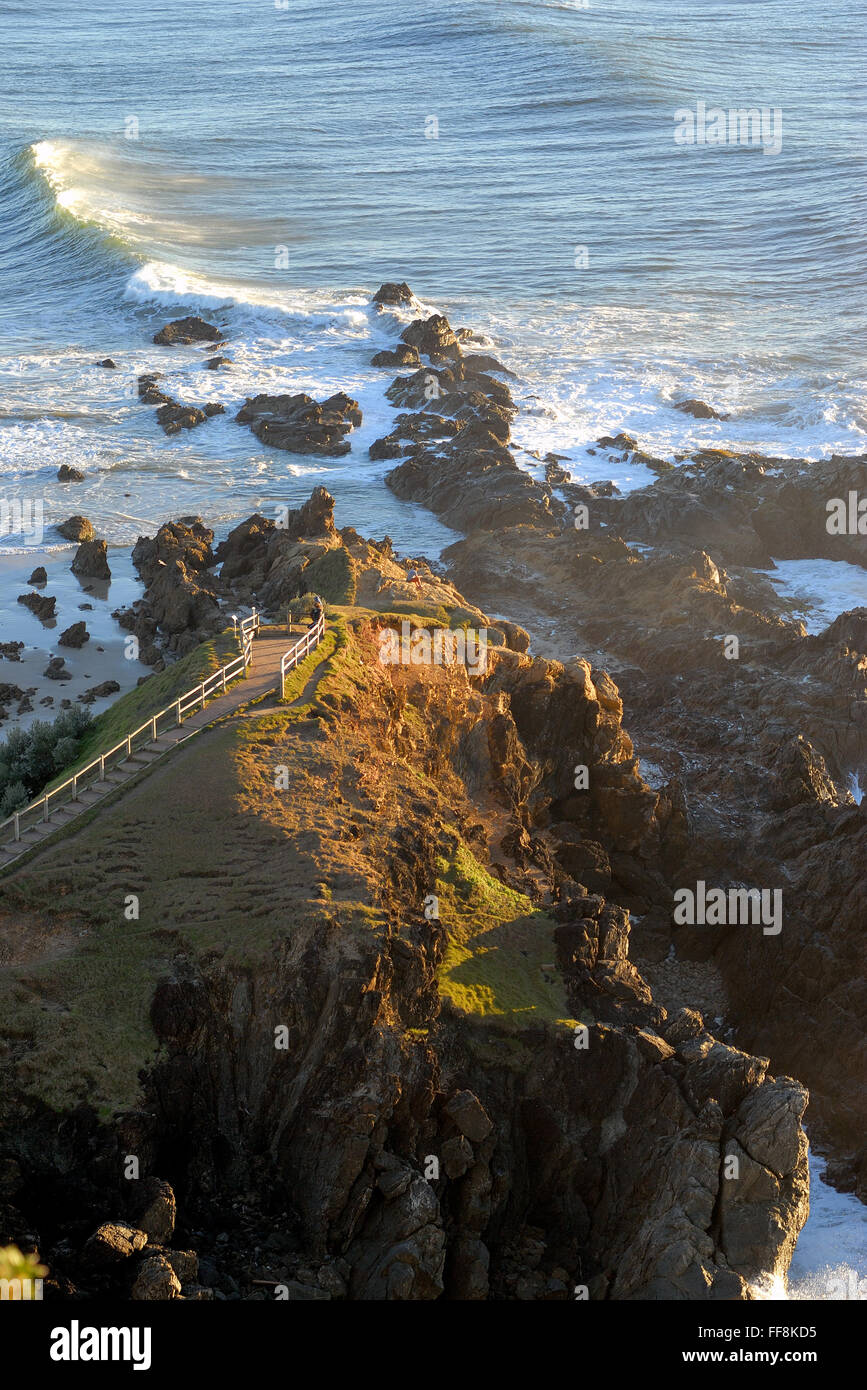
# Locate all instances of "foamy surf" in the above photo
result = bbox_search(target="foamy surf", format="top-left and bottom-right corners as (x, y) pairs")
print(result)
(750, 1156), (867, 1300)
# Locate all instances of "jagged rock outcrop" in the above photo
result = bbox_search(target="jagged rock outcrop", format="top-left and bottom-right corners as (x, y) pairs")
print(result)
(121, 518), (222, 654)
(71, 538), (111, 580)
(17, 592), (56, 621)
(372, 282), (416, 307)
(0, 598), (810, 1301)
(236, 392), (361, 456)
(58, 622), (89, 648)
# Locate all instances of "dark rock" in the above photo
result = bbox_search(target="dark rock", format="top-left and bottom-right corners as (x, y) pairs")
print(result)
(153, 316), (224, 346)
(127, 1177), (176, 1245)
(72, 539), (111, 580)
(78, 680), (121, 704)
(58, 621), (89, 648)
(673, 399), (728, 421)
(400, 314), (462, 362)
(17, 592), (56, 621)
(236, 392), (361, 456)
(368, 435), (404, 461)
(97, 358), (117, 369)
(462, 353), (516, 379)
(371, 345), (420, 368)
(0, 642), (24, 661)
(137, 372), (172, 406)
(57, 465), (85, 482)
(205, 356), (232, 370)
(155, 402), (207, 435)
(27, 567), (47, 585)
(443, 1090), (493, 1143)
(372, 282), (415, 307)
(43, 657), (71, 681)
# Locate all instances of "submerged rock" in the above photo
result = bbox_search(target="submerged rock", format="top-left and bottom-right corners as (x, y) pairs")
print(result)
(57, 464), (85, 482)
(673, 398), (728, 420)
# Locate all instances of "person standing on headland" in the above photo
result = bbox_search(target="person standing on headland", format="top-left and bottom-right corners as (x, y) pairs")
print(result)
(310, 594), (323, 628)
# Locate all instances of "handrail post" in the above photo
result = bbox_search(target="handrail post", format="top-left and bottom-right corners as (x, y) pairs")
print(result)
(151, 715), (157, 740)
(222, 668), (227, 693)
(14, 812), (20, 842)
(200, 683), (206, 711)
(43, 796), (49, 823)
(176, 698), (182, 726)
(126, 734), (132, 759)
(72, 775), (78, 802)
(99, 755), (105, 781)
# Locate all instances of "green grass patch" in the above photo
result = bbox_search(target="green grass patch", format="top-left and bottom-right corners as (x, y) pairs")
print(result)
(435, 843), (573, 1030)
(278, 628), (338, 708)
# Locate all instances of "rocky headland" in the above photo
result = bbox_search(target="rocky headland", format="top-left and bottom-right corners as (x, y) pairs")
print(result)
(0, 289), (863, 1301)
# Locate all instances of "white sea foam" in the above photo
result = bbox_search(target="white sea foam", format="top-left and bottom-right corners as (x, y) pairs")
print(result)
(786, 1156), (867, 1300)
(761, 558), (867, 634)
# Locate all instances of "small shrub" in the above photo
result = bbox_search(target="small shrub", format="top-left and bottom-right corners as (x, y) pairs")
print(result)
(0, 706), (93, 813)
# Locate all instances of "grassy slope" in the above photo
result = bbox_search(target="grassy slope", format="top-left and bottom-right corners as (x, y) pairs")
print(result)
(435, 843), (573, 1030)
(50, 629), (242, 785)
(0, 608), (572, 1118)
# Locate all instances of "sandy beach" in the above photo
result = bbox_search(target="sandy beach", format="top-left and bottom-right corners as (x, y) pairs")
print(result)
(0, 546), (148, 733)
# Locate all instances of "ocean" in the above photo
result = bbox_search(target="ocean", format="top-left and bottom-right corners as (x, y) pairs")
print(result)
(0, 0), (865, 566)
(0, 0), (865, 1293)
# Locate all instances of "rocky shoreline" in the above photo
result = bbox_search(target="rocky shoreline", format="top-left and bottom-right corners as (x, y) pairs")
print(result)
(0, 287), (864, 1300)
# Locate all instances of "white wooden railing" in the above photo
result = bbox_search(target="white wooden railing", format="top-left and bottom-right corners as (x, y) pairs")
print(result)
(280, 612), (325, 699)
(0, 610), (261, 851)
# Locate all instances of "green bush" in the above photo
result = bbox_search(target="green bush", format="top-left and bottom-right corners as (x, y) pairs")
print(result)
(0, 705), (93, 814)
(0, 781), (28, 818)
